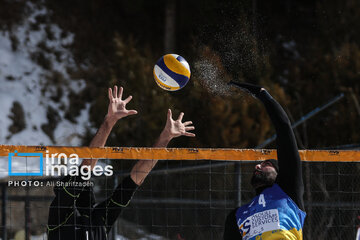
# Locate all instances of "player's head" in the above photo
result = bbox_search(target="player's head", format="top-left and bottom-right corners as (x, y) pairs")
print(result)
(251, 159), (278, 189)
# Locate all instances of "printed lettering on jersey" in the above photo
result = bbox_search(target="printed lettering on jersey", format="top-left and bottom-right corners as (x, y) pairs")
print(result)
(238, 209), (280, 239)
(236, 184), (306, 239)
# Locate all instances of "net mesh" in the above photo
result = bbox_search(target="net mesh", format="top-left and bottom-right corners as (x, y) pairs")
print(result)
(0, 146), (359, 240)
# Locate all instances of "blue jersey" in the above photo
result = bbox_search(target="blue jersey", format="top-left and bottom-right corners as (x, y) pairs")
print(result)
(235, 184), (306, 240)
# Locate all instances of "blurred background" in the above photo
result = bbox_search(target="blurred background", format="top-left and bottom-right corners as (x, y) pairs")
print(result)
(0, 0), (359, 239)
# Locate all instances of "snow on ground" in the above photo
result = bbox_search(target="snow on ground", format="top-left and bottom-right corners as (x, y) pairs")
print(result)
(0, 2), (90, 147)
(0, 2), (93, 178)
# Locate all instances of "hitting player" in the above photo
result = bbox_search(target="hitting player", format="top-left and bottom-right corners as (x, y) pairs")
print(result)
(224, 82), (306, 240)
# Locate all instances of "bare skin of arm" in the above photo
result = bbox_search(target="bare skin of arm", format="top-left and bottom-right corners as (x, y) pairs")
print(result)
(81, 85), (137, 169)
(130, 109), (195, 185)
(80, 85), (195, 187)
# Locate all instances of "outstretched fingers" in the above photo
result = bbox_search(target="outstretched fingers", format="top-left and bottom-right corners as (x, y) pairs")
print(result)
(183, 121), (192, 126)
(184, 124), (195, 137)
(127, 109), (138, 116)
(118, 86), (123, 99)
(109, 85), (132, 103)
(177, 112), (184, 121)
(108, 88), (113, 100)
(124, 95), (133, 104)
(184, 131), (196, 137)
(167, 109), (173, 121)
(185, 126), (195, 131)
(113, 86), (118, 99)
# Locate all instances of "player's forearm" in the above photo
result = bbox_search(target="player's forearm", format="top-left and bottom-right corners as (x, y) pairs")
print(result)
(153, 129), (172, 147)
(81, 116), (118, 169)
(257, 90), (301, 167)
(89, 116), (118, 147)
(257, 90), (292, 131)
(258, 90), (301, 157)
(130, 131), (172, 185)
(130, 159), (158, 186)
(229, 82), (292, 130)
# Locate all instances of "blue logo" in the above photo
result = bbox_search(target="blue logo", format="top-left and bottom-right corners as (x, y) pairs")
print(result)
(8, 150), (43, 176)
(159, 73), (167, 82)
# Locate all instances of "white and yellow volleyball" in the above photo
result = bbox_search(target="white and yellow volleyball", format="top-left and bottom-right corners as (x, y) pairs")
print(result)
(153, 54), (191, 91)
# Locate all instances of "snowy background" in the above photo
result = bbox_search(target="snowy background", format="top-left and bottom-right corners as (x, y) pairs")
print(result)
(0, 2), (94, 180)
(0, 3), (138, 239)
(0, 2), (91, 147)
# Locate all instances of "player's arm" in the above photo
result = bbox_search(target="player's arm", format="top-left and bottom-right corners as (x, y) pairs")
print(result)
(48, 86), (137, 229)
(47, 174), (84, 232)
(80, 86), (137, 169)
(230, 82), (304, 210)
(257, 88), (304, 210)
(130, 109), (195, 185)
(94, 109), (195, 232)
(77, 86), (136, 211)
(223, 208), (242, 240)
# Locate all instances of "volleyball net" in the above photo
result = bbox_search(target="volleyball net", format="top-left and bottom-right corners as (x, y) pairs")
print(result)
(0, 145), (359, 240)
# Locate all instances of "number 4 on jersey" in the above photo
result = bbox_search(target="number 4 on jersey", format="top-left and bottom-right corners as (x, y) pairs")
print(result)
(258, 194), (266, 207)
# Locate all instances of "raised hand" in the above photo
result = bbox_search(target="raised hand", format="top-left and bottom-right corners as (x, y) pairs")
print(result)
(106, 86), (138, 121)
(161, 109), (195, 141)
(82, 86), (137, 169)
(131, 109), (196, 185)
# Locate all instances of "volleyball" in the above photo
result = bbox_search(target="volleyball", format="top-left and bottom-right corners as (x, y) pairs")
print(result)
(153, 54), (191, 91)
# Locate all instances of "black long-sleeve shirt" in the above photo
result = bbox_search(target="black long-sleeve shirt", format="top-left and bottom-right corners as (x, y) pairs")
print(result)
(47, 175), (138, 240)
(223, 90), (304, 239)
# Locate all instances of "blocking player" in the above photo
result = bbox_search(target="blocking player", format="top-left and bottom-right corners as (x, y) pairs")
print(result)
(47, 86), (195, 240)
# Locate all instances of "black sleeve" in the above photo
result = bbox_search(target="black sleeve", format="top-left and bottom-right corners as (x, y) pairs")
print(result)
(223, 208), (242, 240)
(75, 184), (96, 217)
(47, 175), (87, 230)
(257, 90), (305, 211)
(92, 175), (138, 233)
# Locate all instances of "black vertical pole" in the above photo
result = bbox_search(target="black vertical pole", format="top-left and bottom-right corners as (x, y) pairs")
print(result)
(25, 185), (30, 240)
(164, 0), (176, 52)
(111, 176), (119, 240)
(2, 186), (7, 240)
(235, 163), (242, 206)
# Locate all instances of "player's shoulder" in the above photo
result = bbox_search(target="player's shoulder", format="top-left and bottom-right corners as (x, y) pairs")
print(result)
(233, 200), (255, 217)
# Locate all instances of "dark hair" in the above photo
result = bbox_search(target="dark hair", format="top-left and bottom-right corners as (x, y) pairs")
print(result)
(263, 159), (279, 173)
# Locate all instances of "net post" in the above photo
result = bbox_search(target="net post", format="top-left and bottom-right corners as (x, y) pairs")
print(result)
(111, 176), (119, 240)
(235, 163), (242, 206)
(25, 185), (30, 240)
(1, 185), (7, 240)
